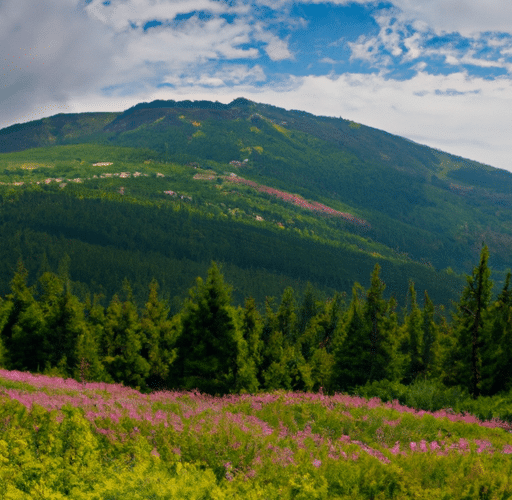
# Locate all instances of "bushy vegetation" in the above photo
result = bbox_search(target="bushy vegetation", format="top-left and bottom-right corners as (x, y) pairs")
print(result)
(0, 144), (465, 310)
(0, 245), (511, 419)
(0, 373), (511, 499)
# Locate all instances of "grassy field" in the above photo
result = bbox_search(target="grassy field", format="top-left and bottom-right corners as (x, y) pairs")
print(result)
(0, 369), (511, 499)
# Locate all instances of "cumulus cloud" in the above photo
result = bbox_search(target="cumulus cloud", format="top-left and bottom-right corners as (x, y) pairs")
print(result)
(390, 0), (512, 37)
(245, 70), (512, 170)
(304, 0), (512, 37)
(0, 0), (113, 127)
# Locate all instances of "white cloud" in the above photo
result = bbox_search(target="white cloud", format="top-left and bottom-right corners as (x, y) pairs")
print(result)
(0, 0), (113, 128)
(304, 0), (512, 38)
(85, 0), (232, 32)
(265, 70), (512, 171)
(390, 0), (512, 37)
(164, 64), (266, 86)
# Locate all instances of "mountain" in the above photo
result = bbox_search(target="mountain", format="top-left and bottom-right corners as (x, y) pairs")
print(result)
(0, 97), (509, 310)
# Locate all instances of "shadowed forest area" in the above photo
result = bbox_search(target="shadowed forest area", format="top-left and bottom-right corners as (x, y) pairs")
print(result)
(0, 245), (510, 410)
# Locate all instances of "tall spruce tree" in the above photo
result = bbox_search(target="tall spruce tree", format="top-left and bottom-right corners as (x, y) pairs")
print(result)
(4, 260), (47, 372)
(452, 244), (493, 399)
(298, 282), (319, 336)
(364, 264), (395, 383)
(399, 281), (424, 385)
(236, 297), (262, 393)
(421, 290), (440, 381)
(332, 283), (366, 392)
(172, 262), (240, 395)
(140, 279), (179, 393)
(102, 282), (151, 390)
(480, 272), (512, 396)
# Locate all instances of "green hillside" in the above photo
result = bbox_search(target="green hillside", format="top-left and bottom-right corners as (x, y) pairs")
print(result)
(1, 97), (510, 310)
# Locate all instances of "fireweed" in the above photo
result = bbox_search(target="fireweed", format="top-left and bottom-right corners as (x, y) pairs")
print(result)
(0, 370), (512, 498)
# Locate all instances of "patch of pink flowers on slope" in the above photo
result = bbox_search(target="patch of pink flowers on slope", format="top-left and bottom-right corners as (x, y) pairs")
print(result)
(227, 176), (370, 227)
(1, 370), (512, 466)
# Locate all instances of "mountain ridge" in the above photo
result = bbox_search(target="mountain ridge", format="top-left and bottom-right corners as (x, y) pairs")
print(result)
(0, 97), (510, 309)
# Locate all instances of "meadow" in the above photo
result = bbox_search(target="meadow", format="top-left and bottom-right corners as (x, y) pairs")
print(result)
(0, 369), (512, 499)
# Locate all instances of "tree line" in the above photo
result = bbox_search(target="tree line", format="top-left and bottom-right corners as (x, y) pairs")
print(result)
(0, 245), (509, 399)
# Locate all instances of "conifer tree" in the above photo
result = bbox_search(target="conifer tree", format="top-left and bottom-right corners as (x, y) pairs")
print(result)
(399, 281), (424, 385)
(236, 297), (263, 393)
(421, 290), (440, 381)
(331, 283), (366, 392)
(102, 282), (150, 390)
(276, 286), (298, 346)
(73, 324), (113, 384)
(298, 282), (318, 336)
(363, 264), (395, 383)
(333, 265), (397, 391)
(38, 271), (88, 376)
(258, 297), (292, 390)
(4, 260), (47, 372)
(480, 272), (512, 396)
(172, 262), (240, 395)
(452, 244), (493, 399)
(140, 279), (179, 392)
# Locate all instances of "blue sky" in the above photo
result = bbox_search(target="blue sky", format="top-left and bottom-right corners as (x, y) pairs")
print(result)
(3, 0), (512, 171)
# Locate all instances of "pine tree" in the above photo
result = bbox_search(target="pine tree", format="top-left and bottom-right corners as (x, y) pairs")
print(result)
(452, 244), (493, 399)
(140, 279), (179, 393)
(38, 271), (88, 376)
(236, 297), (262, 393)
(333, 265), (397, 392)
(480, 272), (512, 396)
(73, 324), (113, 384)
(277, 286), (298, 346)
(363, 264), (395, 383)
(102, 282), (150, 390)
(172, 262), (240, 395)
(331, 283), (366, 392)
(298, 282), (318, 336)
(421, 290), (440, 381)
(3, 260), (47, 372)
(399, 281), (425, 385)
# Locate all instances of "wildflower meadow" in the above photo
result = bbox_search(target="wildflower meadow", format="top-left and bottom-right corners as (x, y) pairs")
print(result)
(0, 369), (512, 499)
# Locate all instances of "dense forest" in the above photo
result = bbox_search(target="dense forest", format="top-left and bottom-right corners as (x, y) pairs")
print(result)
(0, 244), (510, 402)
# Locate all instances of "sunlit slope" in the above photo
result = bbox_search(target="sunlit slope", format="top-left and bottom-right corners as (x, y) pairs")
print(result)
(1, 97), (512, 286)
(0, 143), (464, 309)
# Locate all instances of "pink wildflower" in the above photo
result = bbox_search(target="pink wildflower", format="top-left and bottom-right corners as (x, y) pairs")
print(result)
(390, 442), (400, 455)
(429, 441), (440, 452)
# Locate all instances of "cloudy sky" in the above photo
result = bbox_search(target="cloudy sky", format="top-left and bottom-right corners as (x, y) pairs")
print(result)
(2, 0), (512, 171)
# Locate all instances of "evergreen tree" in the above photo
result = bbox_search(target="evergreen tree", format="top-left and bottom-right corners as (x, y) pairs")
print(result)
(38, 271), (88, 376)
(421, 290), (440, 381)
(73, 324), (113, 384)
(452, 244), (493, 399)
(399, 281), (425, 385)
(276, 286), (298, 346)
(298, 282), (318, 336)
(261, 330), (292, 391)
(363, 264), (395, 383)
(309, 347), (335, 393)
(3, 260), (47, 372)
(480, 272), (512, 396)
(102, 282), (150, 390)
(235, 297), (262, 393)
(140, 279), (179, 393)
(172, 262), (240, 395)
(332, 283), (366, 392)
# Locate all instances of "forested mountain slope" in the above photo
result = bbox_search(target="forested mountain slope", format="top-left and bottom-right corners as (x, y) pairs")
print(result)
(0, 97), (510, 310)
